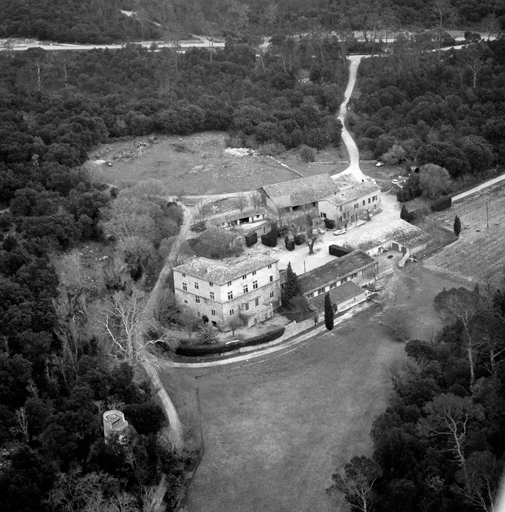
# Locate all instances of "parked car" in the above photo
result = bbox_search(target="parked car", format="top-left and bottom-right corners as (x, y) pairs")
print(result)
(376, 161), (385, 167)
(333, 229), (346, 236)
(392, 179), (399, 184)
(318, 228), (325, 234)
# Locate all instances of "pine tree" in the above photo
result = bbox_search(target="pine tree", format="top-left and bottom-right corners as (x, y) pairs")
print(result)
(282, 262), (301, 306)
(454, 215), (461, 236)
(325, 292), (334, 331)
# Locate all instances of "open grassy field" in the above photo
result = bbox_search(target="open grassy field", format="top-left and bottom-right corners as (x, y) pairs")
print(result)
(425, 182), (505, 287)
(90, 132), (349, 195)
(159, 266), (470, 512)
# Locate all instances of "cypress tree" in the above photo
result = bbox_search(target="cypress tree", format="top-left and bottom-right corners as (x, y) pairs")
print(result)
(282, 262), (301, 306)
(454, 215), (461, 236)
(324, 292), (334, 331)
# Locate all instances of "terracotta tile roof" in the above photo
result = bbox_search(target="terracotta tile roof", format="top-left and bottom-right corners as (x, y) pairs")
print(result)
(324, 181), (380, 207)
(348, 219), (432, 251)
(174, 254), (278, 284)
(309, 281), (366, 309)
(298, 250), (377, 294)
(260, 173), (339, 208)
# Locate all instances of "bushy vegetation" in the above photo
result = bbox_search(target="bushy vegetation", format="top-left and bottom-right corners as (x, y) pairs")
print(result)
(351, 39), (505, 178)
(2, 0), (504, 44)
(329, 284), (505, 512)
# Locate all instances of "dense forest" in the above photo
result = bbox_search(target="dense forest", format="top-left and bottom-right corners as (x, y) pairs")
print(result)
(1, 0), (504, 44)
(0, 37), (347, 205)
(329, 285), (505, 512)
(348, 37), (505, 200)
(0, 12), (504, 510)
(0, 36), (348, 510)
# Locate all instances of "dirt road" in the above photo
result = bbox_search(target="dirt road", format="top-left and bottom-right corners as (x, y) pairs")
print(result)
(337, 55), (366, 183)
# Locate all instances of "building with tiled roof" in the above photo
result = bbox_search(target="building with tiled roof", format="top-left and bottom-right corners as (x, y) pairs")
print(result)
(297, 250), (378, 299)
(173, 254), (281, 329)
(346, 219), (432, 256)
(319, 180), (381, 228)
(258, 173), (339, 213)
(309, 281), (368, 313)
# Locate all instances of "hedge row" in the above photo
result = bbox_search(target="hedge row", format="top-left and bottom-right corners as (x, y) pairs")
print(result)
(431, 196), (452, 212)
(329, 244), (351, 257)
(261, 232), (277, 247)
(245, 232), (258, 247)
(175, 327), (285, 357)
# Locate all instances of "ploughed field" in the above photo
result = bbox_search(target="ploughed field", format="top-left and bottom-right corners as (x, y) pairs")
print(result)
(425, 182), (505, 286)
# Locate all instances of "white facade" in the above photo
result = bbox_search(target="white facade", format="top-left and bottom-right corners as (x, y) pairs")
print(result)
(173, 255), (281, 329)
(319, 183), (381, 227)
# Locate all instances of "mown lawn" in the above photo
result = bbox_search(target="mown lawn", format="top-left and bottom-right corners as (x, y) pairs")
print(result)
(159, 265), (472, 512)
(162, 308), (404, 512)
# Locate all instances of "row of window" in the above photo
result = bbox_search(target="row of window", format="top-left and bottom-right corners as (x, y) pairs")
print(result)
(197, 291), (276, 308)
(339, 195), (378, 212)
(182, 277), (274, 298)
(180, 266), (273, 287)
(201, 292), (275, 317)
(307, 273), (365, 298)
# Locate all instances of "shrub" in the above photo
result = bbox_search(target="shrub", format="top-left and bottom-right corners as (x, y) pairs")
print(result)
(258, 141), (285, 156)
(261, 233), (277, 247)
(198, 325), (219, 345)
(329, 244), (351, 257)
(430, 196), (452, 212)
(175, 327), (285, 357)
(190, 221), (206, 232)
(123, 403), (165, 435)
(324, 218), (336, 229)
(261, 224), (278, 247)
(300, 145), (315, 163)
(294, 233), (306, 245)
(400, 204), (415, 223)
(245, 232), (257, 247)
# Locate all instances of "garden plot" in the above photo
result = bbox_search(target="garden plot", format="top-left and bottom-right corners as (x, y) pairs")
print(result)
(425, 183), (505, 286)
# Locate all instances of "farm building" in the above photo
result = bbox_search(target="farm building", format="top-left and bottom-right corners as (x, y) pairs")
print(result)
(319, 181), (381, 228)
(258, 173), (339, 214)
(206, 206), (272, 239)
(296, 250), (378, 299)
(309, 281), (368, 314)
(173, 254), (281, 329)
(346, 219), (432, 257)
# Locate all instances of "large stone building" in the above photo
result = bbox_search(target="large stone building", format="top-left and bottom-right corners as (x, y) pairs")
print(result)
(258, 173), (339, 214)
(173, 254), (281, 328)
(319, 181), (381, 227)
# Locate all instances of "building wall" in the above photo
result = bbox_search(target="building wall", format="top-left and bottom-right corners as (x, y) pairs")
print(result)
(174, 263), (281, 328)
(303, 262), (378, 299)
(319, 191), (381, 224)
(208, 212), (267, 229)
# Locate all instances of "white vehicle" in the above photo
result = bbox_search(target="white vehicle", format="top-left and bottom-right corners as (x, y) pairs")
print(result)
(392, 179), (399, 184)
(333, 229), (346, 236)
(376, 161), (385, 167)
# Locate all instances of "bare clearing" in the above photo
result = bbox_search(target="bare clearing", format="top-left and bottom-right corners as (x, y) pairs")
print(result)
(90, 132), (350, 195)
(160, 266), (470, 512)
(425, 182), (505, 286)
